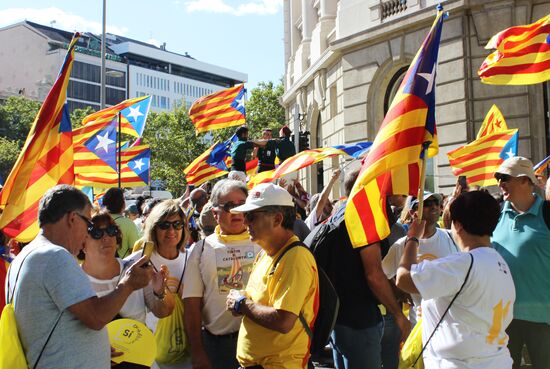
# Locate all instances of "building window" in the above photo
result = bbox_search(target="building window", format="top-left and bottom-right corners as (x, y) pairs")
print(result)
(68, 80), (100, 103)
(72, 61), (100, 83)
(383, 66), (408, 113)
(106, 87), (126, 106)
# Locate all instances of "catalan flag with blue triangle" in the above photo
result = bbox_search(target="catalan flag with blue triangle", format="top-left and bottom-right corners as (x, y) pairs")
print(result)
(345, 8), (444, 248)
(74, 145), (151, 188)
(189, 84), (246, 133)
(74, 117), (118, 174)
(0, 33), (79, 242)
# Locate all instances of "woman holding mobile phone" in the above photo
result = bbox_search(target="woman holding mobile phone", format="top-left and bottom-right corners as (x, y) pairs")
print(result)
(81, 212), (175, 325)
(129, 199), (192, 369)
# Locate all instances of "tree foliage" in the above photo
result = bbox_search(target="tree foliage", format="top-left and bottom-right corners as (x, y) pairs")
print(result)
(245, 80), (285, 137)
(70, 106), (96, 129)
(0, 96), (41, 144)
(0, 137), (21, 183)
(142, 105), (208, 196)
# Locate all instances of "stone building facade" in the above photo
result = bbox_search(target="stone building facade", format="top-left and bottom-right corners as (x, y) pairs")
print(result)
(282, 0), (550, 194)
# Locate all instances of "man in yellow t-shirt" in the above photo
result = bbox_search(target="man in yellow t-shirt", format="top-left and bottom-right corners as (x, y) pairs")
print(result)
(228, 183), (319, 369)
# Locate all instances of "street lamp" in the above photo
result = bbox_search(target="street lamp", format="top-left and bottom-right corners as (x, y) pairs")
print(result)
(100, 0), (107, 109)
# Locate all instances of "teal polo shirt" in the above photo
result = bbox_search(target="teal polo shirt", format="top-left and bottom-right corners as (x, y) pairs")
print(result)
(492, 194), (550, 324)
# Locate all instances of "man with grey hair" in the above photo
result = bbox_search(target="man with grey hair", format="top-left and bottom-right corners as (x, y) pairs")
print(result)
(492, 156), (550, 369)
(6, 185), (153, 369)
(183, 179), (261, 369)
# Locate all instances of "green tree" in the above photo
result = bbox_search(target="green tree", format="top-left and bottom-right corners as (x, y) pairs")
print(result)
(245, 80), (285, 138)
(70, 106), (96, 129)
(142, 105), (208, 196)
(0, 96), (41, 144)
(0, 137), (21, 183)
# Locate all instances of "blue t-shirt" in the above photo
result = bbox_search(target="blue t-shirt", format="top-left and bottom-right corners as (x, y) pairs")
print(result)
(7, 234), (110, 369)
(492, 194), (550, 324)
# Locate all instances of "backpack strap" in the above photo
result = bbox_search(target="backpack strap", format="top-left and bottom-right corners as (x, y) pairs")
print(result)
(412, 252), (474, 367)
(176, 249), (189, 295)
(543, 201), (550, 231)
(267, 241), (314, 339)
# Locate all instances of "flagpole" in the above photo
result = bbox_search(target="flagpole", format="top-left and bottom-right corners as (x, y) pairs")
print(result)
(118, 111), (122, 188)
(416, 144), (430, 220)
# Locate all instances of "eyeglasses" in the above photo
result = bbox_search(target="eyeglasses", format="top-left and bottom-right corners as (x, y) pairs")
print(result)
(495, 173), (512, 183)
(216, 202), (246, 213)
(244, 210), (269, 222)
(157, 220), (184, 230)
(76, 213), (94, 232)
(89, 225), (119, 240)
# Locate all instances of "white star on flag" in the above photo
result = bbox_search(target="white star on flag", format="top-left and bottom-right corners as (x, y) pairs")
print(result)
(127, 106), (143, 121)
(235, 96), (245, 110)
(132, 159), (145, 171)
(95, 131), (115, 153)
(506, 149), (515, 159)
(418, 64), (437, 95)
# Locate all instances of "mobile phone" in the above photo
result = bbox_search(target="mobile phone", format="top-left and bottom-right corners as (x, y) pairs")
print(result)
(141, 241), (154, 267)
(458, 176), (468, 189)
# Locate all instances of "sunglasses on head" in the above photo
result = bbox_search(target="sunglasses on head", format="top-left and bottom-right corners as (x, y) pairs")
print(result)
(157, 220), (184, 230)
(244, 210), (269, 222)
(495, 173), (512, 183)
(88, 224), (119, 240)
(217, 202), (246, 213)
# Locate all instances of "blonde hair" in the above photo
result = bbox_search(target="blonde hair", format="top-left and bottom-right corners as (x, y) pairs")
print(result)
(142, 199), (189, 251)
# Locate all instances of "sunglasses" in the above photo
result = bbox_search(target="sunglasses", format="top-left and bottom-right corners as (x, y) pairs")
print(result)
(244, 210), (269, 222)
(89, 225), (119, 240)
(495, 173), (512, 183)
(76, 213), (94, 232)
(157, 220), (184, 230)
(216, 202), (245, 213)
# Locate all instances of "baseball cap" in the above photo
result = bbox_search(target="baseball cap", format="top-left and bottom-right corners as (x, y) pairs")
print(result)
(495, 156), (537, 184)
(231, 183), (294, 213)
(126, 204), (139, 214)
(410, 191), (443, 208)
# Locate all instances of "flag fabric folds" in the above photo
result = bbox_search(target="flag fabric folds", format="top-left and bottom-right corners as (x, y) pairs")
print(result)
(74, 145), (151, 188)
(344, 9), (444, 248)
(476, 105), (507, 139)
(189, 84), (246, 133)
(0, 34), (80, 242)
(447, 129), (518, 187)
(479, 13), (550, 85)
(534, 155), (550, 175)
(74, 117), (118, 173)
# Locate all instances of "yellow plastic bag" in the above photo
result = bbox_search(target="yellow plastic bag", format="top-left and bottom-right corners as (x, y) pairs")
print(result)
(154, 294), (189, 364)
(0, 303), (28, 369)
(398, 318), (424, 369)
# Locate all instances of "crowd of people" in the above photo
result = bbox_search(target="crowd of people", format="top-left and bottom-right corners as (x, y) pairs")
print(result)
(1, 154), (549, 369)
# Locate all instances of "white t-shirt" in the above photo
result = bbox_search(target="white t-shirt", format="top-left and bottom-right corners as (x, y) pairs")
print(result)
(411, 247), (515, 369)
(383, 228), (459, 310)
(304, 211), (319, 230)
(182, 233), (261, 335)
(84, 259), (147, 323)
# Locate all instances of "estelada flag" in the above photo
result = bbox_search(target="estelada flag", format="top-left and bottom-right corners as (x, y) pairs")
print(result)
(188, 84), (246, 134)
(479, 13), (550, 85)
(0, 34), (80, 242)
(344, 9), (444, 248)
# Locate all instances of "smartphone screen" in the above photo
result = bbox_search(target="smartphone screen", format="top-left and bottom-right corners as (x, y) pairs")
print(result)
(142, 241), (154, 259)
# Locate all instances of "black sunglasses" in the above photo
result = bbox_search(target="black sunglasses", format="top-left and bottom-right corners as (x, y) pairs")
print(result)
(89, 225), (119, 240)
(157, 220), (184, 230)
(244, 210), (270, 222)
(216, 202), (246, 213)
(76, 213), (94, 232)
(495, 173), (512, 183)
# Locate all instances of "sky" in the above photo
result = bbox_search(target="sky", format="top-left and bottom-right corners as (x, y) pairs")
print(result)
(0, 0), (284, 90)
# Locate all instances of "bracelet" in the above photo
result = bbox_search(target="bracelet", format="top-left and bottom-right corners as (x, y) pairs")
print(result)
(153, 288), (166, 300)
(233, 295), (247, 313)
(406, 237), (419, 244)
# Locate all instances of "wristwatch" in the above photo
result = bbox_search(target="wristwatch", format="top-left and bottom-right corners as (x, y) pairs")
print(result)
(233, 295), (247, 314)
(406, 236), (419, 244)
(153, 288), (166, 300)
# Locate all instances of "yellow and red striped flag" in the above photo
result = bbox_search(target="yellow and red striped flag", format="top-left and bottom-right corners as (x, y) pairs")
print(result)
(344, 9), (444, 248)
(0, 34), (80, 242)
(534, 155), (550, 175)
(189, 84), (246, 133)
(74, 145), (151, 188)
(447, 129), (518, 187)
(476, 104), (507, 139)
(479, 13), (550, 85)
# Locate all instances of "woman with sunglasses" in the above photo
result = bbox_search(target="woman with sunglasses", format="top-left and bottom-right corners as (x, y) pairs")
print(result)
(134, 199), (191, 369)
(81, 212), (175, 325)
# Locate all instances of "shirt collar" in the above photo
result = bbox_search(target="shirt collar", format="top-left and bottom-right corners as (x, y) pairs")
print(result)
(503, 193), (542, 216)
(214, 225), (250, 243)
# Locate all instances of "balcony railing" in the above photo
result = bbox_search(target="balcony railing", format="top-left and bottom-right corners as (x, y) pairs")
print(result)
(381, 0), (407, 20)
